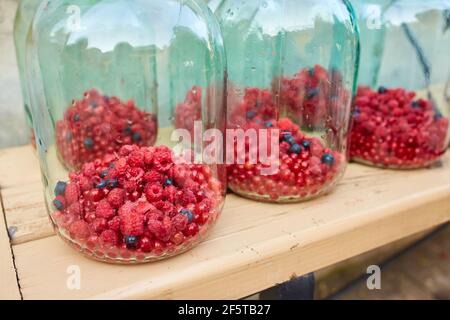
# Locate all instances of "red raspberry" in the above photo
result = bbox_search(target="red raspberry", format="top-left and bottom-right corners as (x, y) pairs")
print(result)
(100, 230), (118, 246)
(143, 170), (163, 184)
(138, 236), (154, 253)
(65, 183), (80, 205)
(172, 214), (188, 231)
(68, 220), (91, 240)
(184, 223), (199, 237)
(108, 216), (121, 232)
(195, 198), (212, 215)
(120, 211), (145, 236)
(107, 188), (125, 209)
(144, 183), (163, 202)
(118, 201), (136, 217)
(127, 150), (144, 168)
(143, 147), (154, 166)
(89, 188), (105, 202)
(159, 201), (176, 217)
(123, 179), (138, 193)
(163, 185), (177, 203)
(92, 218), (108, 234)
(178, 189), (196, 206)
(147, 217), (171, 242)
(66, 202), (82, 216)
(153, 148), (173, 173)
(78, 176), (92, 192)
(96, 199), (115, 219)
(119, 145), (136, 156)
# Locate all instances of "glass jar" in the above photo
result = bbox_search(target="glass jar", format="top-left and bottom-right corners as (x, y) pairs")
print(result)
(28, 0), (226, 263)
(14, 0), (43, 146)
(215, 0), (359, 202)
(350, 0), (450, 169)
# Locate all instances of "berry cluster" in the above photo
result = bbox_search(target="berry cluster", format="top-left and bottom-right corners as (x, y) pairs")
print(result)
(56, 89), (157, 170)
(51, 145), (224, 263)
(227, 88), (344, 202)
(276, 65), (350, 129)
(350, 86), (449, 168)
(175, 86), (202, 137)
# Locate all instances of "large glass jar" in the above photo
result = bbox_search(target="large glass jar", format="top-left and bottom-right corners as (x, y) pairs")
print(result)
(28, 0), (226, 263)
(350, 0), (450, 169)
(14, 0), (43, 146)
(215, 0), (359, 202)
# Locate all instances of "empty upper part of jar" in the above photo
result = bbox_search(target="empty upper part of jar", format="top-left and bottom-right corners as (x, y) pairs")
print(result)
(215, 0), (360, 202)
(14, 0), (43, 146)
(28, 0), (226, 263)
(350, 0), (450, 169)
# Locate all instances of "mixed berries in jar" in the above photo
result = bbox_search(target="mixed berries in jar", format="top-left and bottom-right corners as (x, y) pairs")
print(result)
(29, 0), (226, 263)
(216, 0), (359, 202)
(350, 0), (450, 169)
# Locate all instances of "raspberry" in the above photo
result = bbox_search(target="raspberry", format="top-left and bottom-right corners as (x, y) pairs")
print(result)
(108, 216), (121, 231)
(144, 183), (163, 202)
(127, 150), (144, 168)
(107, 188), (125, 208)
(66, 202), (82, 216)
(179, 189), (196, 206)
(143, 170), (163, 184)
(92, 218), (108, 234)
(163, 185), (177, 203)
(184, 223), (199, 237)
(120, 211), (145, 236)
(118, 201), (136, 217)
(68, 220), (91, 240)
(100, 230), (118, 246)
(96, 199), (115, 219)
(147, 218), (171, 242)
(153, 148), (173, 172)
(123, 179), (138, 193)
(138, 236), (154, 253)
(64, 183), (80, 205)
(172, 214), (188, 231)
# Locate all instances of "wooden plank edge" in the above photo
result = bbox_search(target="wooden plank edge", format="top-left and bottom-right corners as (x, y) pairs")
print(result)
(89, 186), (450, 299)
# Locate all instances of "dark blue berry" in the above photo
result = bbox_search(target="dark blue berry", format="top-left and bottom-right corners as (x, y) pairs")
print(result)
(89, 101), (98, 108)
(301, 140), (311, 149)
(434, 112), (443, 120)
(132, 132), (142, 142)
(54, 181), (67, 196)
(411, 101), (420, 108)
(289, 143), (302, 154)
(96, 180), (108, 189)
(107, 179), (119, 188)
(103, 95), (110, 103)
(308, 67), (315, 77)
(124, 235), (138, 249)
(73, 114), (80, 122)
(53, 199), (64, 210)
(181, 209), (194, 223)
(265, 121), (273, 128)
(100, 170), (109, 178)
(163, 178), (173, 188)
(378, 86), (387, 94)
(352, 107), (361, 118)
(84, 138), (94, 150)
(123, 126), (132, 136)
(246, 111), (256, 119)
(321, 153), (335, 166)
(306, 88), (319, 99)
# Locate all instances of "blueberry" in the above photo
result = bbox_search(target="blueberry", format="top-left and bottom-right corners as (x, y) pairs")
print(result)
(123, 126), (132, 136)
(107, 179), (119, 188)
(434, 112), (443, 120)
(306, 88), (319, 99)
(84, 138), (94, 150)
(282, 133), (296, 145)
(180, 209), (194, 223)
(301, 140), (311, 149)
(132, 132), (142, 142)
(100, 170), (109, 178)
(289, 143), (302, 155)
(246, 111), (256, 119)
(321, 153), (335, 166)
(89, 101), (98, 108)
(308, 67), (315, 77)
(352, 107), (361, 118)
(378, 86), (387, 94)
(53, 199), (64, 210)
(163, 178), (173, 188)
(73, 114), (80, 122)
(124, 235), (138, 250)
(411, 101), (420, 108)
(96, 180), (108, 189)
(103, 95), (110, 103)
(54, 181), (67, 196)
(265, 121), (273, 128)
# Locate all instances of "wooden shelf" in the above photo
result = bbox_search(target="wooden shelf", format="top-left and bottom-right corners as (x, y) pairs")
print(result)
(0, 145), (449, 300)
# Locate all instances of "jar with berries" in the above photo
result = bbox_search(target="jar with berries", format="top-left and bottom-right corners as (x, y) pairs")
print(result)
(350, 0), (450, 169)
(14, 0), (43, 147)
(27, 0), (226, 263)
(215, 0), (359, 202)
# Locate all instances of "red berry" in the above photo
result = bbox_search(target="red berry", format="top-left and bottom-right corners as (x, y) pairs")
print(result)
(68, 220), (91, 240)
(120, 211), (145, 236)
(144, 184), (163, 202)
(65, 183), (80, 205)
(138, 236), (154, 253)
(96, 199), (115, 219)
(100, 230), (118, 246)
(184, 223), (199, 237)
(108, 216), (121, 232)
(107, 188), (125, 208)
